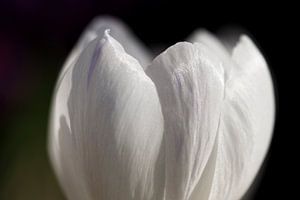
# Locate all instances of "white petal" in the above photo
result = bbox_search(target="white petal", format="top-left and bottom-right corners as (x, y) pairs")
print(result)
(146, 42), (225, 200)
(207, 35), (275, 200)
(49, 31), (164, 200)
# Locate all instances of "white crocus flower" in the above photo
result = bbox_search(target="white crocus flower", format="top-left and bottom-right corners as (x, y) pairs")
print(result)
(48, 17), (275, 200)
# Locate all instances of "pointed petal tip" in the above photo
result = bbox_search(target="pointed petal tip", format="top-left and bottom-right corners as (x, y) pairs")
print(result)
(104, 28), (111, 36)
(86, 16), (152, 67)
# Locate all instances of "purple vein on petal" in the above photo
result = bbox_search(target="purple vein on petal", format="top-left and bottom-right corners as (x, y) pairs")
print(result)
(87, 40), (103, 88)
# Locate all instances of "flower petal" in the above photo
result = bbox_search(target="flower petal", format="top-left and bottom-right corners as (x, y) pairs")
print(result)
(49, 31), (164, 200)
(206, 35), (275, 200)
(146, 42), (225, 200)
(58, 16), (152, 86)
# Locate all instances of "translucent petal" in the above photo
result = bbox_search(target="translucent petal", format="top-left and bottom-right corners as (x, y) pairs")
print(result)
(49, 31), (164, 200)
(206, 35), (275, 200)
(146, 42), (225, 200)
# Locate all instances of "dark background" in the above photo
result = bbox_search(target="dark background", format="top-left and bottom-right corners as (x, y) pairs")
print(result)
(0, 0), (298, 199)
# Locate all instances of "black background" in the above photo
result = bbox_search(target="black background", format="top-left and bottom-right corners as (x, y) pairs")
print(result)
(0, 0), (298, 199)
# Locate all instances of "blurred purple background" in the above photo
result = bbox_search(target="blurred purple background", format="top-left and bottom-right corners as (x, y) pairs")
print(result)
(0, 0), (297, 199)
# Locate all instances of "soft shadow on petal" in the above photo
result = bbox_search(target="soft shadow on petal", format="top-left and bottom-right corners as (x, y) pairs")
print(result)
(146, 42), (224, 200)
(48, 56), (73, 173)
(57, 116), (92, 200)
(188, 30), (238, 83)
(188, 125), (219, 200)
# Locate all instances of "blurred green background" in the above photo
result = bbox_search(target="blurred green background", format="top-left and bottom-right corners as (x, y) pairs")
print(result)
(0, 42), (66, 199)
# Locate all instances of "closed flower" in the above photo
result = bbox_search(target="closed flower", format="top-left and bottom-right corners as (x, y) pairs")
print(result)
(48, 17), (275, 200)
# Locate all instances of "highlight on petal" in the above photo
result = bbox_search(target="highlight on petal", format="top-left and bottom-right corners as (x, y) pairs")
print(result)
(146, 42), (225, 200)
(49, 31), (165, 200)
(201, 35), (275, 200)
